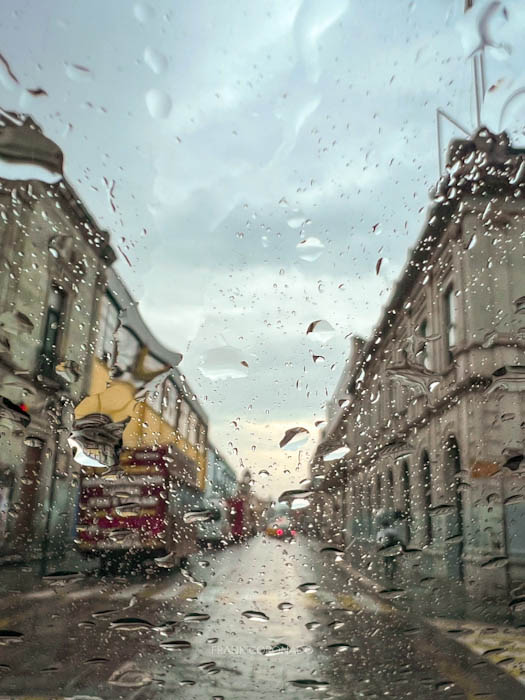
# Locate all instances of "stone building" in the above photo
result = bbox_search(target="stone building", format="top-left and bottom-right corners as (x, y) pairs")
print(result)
(311, 129), (525, 597)
(0, 111), (115, 563)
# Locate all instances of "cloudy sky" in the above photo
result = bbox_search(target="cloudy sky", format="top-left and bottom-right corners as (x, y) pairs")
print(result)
(1, 0), (524, 498)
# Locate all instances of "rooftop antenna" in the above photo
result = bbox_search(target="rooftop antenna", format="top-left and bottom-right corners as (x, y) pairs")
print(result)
(436, 0), (486, 174)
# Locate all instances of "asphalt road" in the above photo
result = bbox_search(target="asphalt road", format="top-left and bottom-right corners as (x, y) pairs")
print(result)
(0, 535), (523, 699)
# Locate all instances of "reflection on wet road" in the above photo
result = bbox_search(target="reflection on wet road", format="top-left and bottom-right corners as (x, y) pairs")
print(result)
(0, 536), (523, 699)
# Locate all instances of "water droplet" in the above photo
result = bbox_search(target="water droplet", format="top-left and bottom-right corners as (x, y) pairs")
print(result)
(110, 618), (154, 632)
(297, 237), (325, 262)
(0, 630), (23, 645)
(145, 89), (172, 119)
(114, 503), (141, 517)
(305, 621), (321, 630)
(108, 662), (152, 688)
(183, 613), (210, 622)
(430, 504), (455, 516)
(289, 679), (329, 690)
(23, 436), (44, 448)
(64, 63), (92, 82)
(279, 426), (309, 450)
(0, 311), (34, 336)
(278, 490), (313, 511)
(320, 546), (344, 560)
(322, 445), (350, 461)
(326, 643), (359, 653)
(297, 582), (319, 594)
(306, 319), (335, 343)
(143, 47), (167, 74)
(69, 413), (130, 468)
(242, 610), (269, 622)
(481, 556), (508, 569)
(278, 602), (293, 610)
(154, 551), (177, 568)
(504, 494), (524, 505)
(183, 509), (214, 524)
(160, 639), (192, 651)
(199, 346), (250, 381)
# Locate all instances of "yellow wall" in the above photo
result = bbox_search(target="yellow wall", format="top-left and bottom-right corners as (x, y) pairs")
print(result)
(75, 358), (207, 490)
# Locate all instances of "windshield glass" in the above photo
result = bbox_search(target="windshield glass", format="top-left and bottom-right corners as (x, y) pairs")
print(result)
(1, 1), (525, 698)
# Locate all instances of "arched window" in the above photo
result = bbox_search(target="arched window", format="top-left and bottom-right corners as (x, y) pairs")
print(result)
(418, 318), (430, 369)
(444, 435), (463, 579)
(443, 284), (457, 365)
(401, 460), (411, 541)
(421, 450), (432, 544)
(386, 467), (394, 510)
(366, 482), (373, 537)
(444, 436), (462, 532)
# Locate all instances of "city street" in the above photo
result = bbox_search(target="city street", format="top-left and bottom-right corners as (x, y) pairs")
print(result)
(0, 536), (523, 699)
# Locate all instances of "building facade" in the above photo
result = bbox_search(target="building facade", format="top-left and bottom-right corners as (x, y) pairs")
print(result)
(312, 129), (525, 597)
(206, 445), (237, 500)
(0, 111), (115, 562)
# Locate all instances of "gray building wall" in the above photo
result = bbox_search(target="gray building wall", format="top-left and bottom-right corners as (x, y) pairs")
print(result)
(312, 130), (525, 597)
(0, 113), (114, 562)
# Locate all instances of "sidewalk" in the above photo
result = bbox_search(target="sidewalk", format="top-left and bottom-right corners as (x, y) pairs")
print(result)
(343, 537), (520, 625)
(339, 547), (525, 688)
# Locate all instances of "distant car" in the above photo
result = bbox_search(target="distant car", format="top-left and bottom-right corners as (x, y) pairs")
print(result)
(266, 516), (296, 539)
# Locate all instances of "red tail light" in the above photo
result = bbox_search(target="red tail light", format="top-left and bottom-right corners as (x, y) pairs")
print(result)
(276, 528), (283, 536)
(291, 530), (296, 536)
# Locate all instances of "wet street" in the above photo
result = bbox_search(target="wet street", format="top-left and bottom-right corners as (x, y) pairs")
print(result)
(0, 536), (523, 699)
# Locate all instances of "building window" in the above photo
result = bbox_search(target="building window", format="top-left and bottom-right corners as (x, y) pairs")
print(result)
(41, 284), (66, 376)
(421, 450), (432, 545)
(418, 318), (430, 369)
(198, 423), (207, 453)
(366, 483), (373, 537)
(443, 285), (457, 365)
(145, 375), (164, 413)
(387, 467), (394, 508)
(401, 461), (411, 541)
(96, 294), (119, 363)
(375, 472), (382, 510)
(178, 400), (190, 439)
(115, 327), (141, 375)
(162, 380), (178, 428)
(188, 412), (198, 446)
